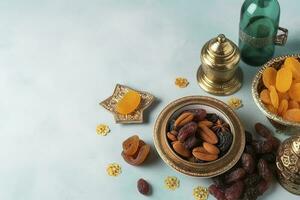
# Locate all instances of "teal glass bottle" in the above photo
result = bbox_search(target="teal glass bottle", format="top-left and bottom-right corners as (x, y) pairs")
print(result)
(239, 0), (282, 66)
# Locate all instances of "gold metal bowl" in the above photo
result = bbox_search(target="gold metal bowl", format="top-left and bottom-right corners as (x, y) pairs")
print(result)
(153, 96), (245, 177)
(252, 54), (300, 134)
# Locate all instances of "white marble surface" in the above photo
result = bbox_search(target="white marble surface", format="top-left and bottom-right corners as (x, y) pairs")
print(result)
(0, 0), (299, 199)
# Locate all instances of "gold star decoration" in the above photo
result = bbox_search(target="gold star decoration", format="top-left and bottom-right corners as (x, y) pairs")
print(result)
(100, 84), (155, 124)
(106, 163), (122, 177)
(164, 176), (180, 190)
(227, 97), (243, 110)
(175, 77), (189, 88)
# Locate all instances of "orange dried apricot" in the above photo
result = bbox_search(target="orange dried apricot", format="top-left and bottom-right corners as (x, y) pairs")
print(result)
(269, 86), (279, 109)
(122, 144), (150, 166)
(278, 99), (288, 116)
(283, 57), (300, 80)
(288, 83), (300, 102)
(283, 109), (300, 123)
(262, 67), (277, 89)
(278, 92), (290, 101)
(122, 135), (140, 156)
(115, 90), (141, 115)
(288, 100), (299, 109)
(267, 104), (277, 114)
(260, 89), (271, 104)
(275, 68), (293, 93)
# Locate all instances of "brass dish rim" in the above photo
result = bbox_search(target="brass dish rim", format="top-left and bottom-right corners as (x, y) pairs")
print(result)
(153, 96), (245, 177)
(252, 54), (300, 128)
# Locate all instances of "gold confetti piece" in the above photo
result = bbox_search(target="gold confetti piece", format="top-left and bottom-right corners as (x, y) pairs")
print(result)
(175, 77), (189, 88)
(96, 124), (110, 136)
(106, 163), (122, 177)
(164, 176), (180, 190)
(193, 186), (208, 200)
(227, 97), (243, 110)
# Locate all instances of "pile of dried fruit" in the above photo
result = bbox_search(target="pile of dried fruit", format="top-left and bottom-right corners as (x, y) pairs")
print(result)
(167, 109), (233, 162)
(121, 135), (150, 166)
(260, 57), (300, 122)
(209, 123), (280, 200)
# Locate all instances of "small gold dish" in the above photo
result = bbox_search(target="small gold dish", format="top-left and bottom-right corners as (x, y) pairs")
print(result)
(153, 96), (245, 177)
(100, 84), (155, 124)
(252, 54), (300, 134)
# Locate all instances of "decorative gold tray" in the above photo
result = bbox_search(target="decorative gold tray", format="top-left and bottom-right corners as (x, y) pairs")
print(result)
(100, 84), (155, 124)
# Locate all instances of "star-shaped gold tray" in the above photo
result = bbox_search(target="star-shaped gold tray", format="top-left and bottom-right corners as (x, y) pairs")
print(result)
(100, 84), (155, 124)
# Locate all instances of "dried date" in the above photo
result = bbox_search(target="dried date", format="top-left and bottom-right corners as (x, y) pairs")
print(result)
(241, 153), (255, 174)
(177, 122), (198, 142)
(209, 184), (227, 200)
(245, 131), (253, 145)
(224, 181), (244, 200)
(225, 168), (246, 184)
(190, 109), (207, 122)
(183, 136), (201, 150)
(257, 159), (272, 183)
(252, 140), (273, 154)
(137, 178), (150, 195)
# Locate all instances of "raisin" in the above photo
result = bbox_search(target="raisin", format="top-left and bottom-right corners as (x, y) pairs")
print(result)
(225, 168), (246, 184)
(257, 159), (273, 183)
(209, 184), (227, 200)
(137, 178), (150, 195)
(224, 181), (244, 200)
(275, 67), (293, 93)
(245, 131), (253, 145)
(241, 153), (255, 174)
(206, 113), (219, 123)
(190, 109), (207, 122)
(216, 131), (233, 154)
(177, 122), (198, 142)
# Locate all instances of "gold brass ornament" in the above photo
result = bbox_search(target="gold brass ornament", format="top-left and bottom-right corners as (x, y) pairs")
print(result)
(197, 34), (242, 96)
(276, 135), (300, 195)
(100, 84), (155, 124)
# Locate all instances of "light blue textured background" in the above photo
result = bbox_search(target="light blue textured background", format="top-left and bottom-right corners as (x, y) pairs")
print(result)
(0, 0), (299, 199)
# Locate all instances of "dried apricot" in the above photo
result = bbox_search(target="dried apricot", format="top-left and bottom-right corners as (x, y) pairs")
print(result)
(122, 135), (140, 156)
(260, 89), (271, 104)
(115, 90), (141, 115)
(288, 83), (300, 102)
(262, 67), (277, 89)
(288, 100), (299, 109)
(267, 104), (277, 114)
(278, 92), (289, 101)
(277, 99), (288, 116)
(122, 144), (150, 165)
(283, 109), (300, 123)
(276, 68), (293, 93)
(269, 86), (279, 109)
(284, 57), (300, 80)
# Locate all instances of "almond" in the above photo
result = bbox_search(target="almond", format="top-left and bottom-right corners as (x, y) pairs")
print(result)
(172, 141), (192, 158)
(167, 131), (177, 142)
(174, 112), (194, 128)
(198, 124), (218, 144)
(203, 142), (220, 155)
(192, 147), (218, 161)
(198, 120), (213, 128)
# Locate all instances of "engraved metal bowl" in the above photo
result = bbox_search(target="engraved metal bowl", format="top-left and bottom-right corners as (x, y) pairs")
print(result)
(153, 96), (245, 177)
(252, 54), (300, 134)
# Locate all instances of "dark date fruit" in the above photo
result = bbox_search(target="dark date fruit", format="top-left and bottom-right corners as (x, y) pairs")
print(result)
(258, 179), (269, 194)
(225, 181), (244, 200)
(225, 168), (246, 184)
(245, 131), (253, 145)
(252, 140), (273, 154)
(259, 153), (276, 163)
(257, 159), (272, 183)
(244, 173), (262, 188)
(137, 178), (150, 195)
(206, 113), (219, 123)
(190, 109), (207, 122)
(183, 136), (201, 150)
(255, 123), (280, 150)
(241, 187), (260, 200)
(216, 131), (233, 154)
(209, 184), (227, 200)
(177, 122), (198, 142)
(241, 153), (255, 174)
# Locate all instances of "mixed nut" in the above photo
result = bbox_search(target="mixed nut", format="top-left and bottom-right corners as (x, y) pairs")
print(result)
(209, 123), (280, 200)
(167, 109), (233, 162)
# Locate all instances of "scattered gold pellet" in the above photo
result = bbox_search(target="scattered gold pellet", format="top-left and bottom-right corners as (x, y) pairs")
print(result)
(96, 124), (110, 136)
(164, 176), (180, 190)
(175, 77), (189, 88)
(227, 97), (243, 110)
(193, 186), (208, 200)
(106, 163), (122, 177)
